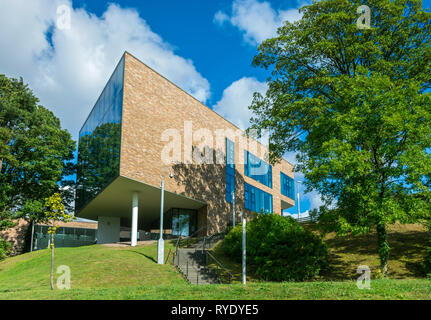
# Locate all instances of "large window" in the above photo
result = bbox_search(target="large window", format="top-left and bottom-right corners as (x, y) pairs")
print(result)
(226, 138), (235, 203)
(171, 209), (197, 237)
(281, 172), (295, 199)
(244, 151), (272, 188)
(32, 225), (97, 251)
(76, 55), (125, 212)
(244, 183), (273, 214)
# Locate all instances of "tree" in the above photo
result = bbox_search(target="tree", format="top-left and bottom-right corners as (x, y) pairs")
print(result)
(249, 0), (431, 274)
(42, 193), (75, 290)
(0, 75), (76, 237)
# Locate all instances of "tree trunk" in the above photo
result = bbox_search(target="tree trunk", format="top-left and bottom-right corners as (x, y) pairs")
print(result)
(50, 233), (54, 290)
(376, 223), (389, 275)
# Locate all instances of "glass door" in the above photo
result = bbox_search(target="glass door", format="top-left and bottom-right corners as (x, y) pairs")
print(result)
(172, 213), (190, 237)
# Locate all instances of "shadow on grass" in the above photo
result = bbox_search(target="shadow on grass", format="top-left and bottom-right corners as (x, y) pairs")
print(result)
(128, 250), (157, 263)
(321, 229), (430, 280)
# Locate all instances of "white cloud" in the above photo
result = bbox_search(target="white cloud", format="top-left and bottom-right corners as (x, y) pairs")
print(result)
(213, 77), (267, 131)
(0, 0), (210, 138)
(214, 11), (230, 25)
(307, 190), (325, 210)
(214, 0), (304, 45)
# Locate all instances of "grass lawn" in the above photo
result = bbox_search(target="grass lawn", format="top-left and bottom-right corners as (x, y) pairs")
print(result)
(0, 224), (430, 300)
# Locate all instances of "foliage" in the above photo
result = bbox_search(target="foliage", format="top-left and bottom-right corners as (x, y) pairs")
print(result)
(43, 193), (75, 238)
(0, 74), (76, 225)
(249, 0), (431, 273)
(222, 214), (328, 281)
(0, 237), (11, 261)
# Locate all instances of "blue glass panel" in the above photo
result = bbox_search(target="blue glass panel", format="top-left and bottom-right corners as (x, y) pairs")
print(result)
(226, 138), (235, 203)
(76, 55), (125, 212)
(280, 172), (295, 199)
(244, 183), (273, 213)
(244, 151), (273, 188)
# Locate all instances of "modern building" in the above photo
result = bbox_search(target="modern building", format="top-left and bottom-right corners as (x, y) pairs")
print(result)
(1, 219), (98, 255)
(75, 52), (295, 244)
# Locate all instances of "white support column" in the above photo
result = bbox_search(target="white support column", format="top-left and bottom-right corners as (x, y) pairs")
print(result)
(131, 192), (139, 247)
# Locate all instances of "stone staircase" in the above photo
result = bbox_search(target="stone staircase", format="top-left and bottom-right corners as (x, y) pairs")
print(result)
(175, 248), (220, 285)
(174, 234), (227, 285)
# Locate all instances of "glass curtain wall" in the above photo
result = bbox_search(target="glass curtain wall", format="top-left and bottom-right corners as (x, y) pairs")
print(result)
(280, 172), (295, 199)
(244, 183), (273, 214)
(226, 138), (235, 203)
(76, 56), (125, 212)
(244, 151), (272, 188)
(32, 225), (97, 251)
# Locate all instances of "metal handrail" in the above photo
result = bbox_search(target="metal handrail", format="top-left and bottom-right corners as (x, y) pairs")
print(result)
(202, 232), (222, 252)
(173, 225), (208, 265)
(204, 250), (234, 284)
(171, 228), (234, 285)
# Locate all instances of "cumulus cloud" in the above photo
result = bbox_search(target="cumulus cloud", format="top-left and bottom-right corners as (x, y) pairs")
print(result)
(0, 0), (210, 138)
(212, 77), (267, 131)
(214, 0), (304, 45)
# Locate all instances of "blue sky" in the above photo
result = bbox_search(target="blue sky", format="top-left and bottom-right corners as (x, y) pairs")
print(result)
(69, 0), (303, 106)
(0, 0), (429, 216)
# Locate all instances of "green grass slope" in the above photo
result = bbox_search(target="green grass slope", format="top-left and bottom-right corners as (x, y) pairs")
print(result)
(0, 242), (185, 294)
(0, 224), (430, 300)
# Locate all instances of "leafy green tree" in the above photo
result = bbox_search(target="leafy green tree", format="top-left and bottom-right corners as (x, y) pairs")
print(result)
(249, 0), (431, 274)
(0, 75), (76, 241)
(42, 193), (75, 290)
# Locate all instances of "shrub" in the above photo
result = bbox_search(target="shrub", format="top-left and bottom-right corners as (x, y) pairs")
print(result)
(0, 237), (12, 261)
(222, 214), (328, 281)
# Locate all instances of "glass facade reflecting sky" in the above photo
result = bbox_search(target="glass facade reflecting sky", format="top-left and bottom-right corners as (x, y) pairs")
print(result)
(244, 182), (273, 214)
(281, 172), (295, 199)
(244, 150), (272, 188)
(75, 55), (125, 212)
(226, 138), (235, 203)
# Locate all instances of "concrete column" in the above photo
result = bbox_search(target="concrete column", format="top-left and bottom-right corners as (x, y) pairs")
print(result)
(131, 192), (139, 247)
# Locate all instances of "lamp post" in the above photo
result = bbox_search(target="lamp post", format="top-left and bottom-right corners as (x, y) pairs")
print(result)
(297, 180), (302, 220)
(232, 192), (236, 228)
(242, 216), (246, 285)
(157, 167), (174, 265)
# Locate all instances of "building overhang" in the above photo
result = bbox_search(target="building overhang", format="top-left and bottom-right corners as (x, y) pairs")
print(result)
(281, 197), (295, 211)
(77, 175), (206, 229)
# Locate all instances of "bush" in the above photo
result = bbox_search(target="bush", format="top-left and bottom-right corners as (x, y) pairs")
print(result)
(222, 214), (328, 281)
(0, 237), (12, 261)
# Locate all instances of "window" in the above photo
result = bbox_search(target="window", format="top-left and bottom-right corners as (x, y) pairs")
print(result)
(281, 172), (295, 199)
(76, 55), (125, 212)
(244, 183), (273, 213)
(244, 151), (272, 188)
(226, 138), (235, 203)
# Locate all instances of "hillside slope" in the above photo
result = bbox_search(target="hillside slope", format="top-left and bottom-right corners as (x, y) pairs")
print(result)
(0, 242), (185, 293)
